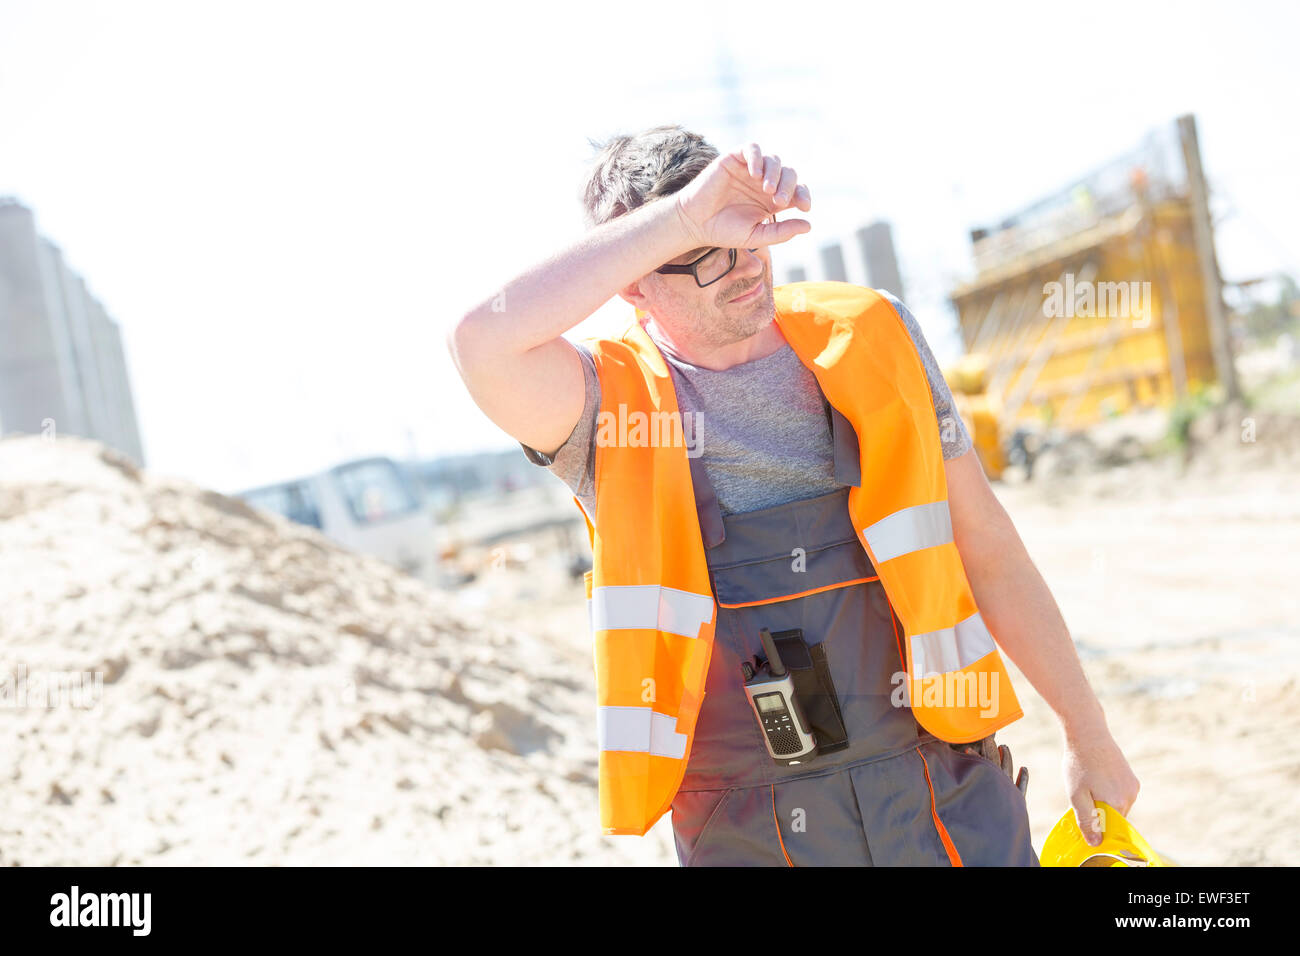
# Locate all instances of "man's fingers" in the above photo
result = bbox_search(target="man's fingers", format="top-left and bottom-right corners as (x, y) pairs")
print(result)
(719, 146), (812, 242)
(1071, 792), (1103, 846)
(732, 145), (810, 210)
(773, 166), (798, 207)
(753, 217), (811, 246)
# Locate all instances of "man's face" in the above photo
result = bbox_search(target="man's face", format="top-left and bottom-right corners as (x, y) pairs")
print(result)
(633, 244), (776, 349)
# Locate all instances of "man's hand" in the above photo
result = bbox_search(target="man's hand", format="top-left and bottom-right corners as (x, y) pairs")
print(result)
(1062, 724), (1141, 845)
(673, 143), (812, 250)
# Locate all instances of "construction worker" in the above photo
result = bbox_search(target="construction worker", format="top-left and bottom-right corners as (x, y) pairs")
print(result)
(447, 126), (1140, 865)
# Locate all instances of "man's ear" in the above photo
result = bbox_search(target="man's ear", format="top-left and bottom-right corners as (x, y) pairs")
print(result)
(617, 276), (652, 311)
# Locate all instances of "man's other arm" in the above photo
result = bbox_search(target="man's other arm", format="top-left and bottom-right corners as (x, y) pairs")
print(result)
(946, 448), (1141, 843)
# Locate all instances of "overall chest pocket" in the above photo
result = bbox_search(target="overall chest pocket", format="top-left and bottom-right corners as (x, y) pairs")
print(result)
(710, 530), (876, 611)
(708, 534), (879, 756)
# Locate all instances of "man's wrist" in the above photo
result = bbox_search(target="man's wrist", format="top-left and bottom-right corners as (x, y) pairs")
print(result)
(668, 193), (703, 250)
(1058, 696), (1109, 741)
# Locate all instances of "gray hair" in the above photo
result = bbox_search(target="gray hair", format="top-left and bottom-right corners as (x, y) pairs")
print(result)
(580, 125), (719, 229)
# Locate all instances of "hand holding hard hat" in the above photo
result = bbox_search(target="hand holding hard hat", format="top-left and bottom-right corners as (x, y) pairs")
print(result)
(1041, 801), (1178, 867)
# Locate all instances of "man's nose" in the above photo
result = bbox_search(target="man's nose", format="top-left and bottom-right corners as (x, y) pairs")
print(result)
(735, 248), (766, 276)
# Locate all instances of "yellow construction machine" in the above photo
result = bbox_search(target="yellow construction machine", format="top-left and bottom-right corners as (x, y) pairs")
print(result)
(945, 114), (1239, 480)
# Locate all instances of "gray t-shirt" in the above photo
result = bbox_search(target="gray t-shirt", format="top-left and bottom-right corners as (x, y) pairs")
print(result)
(520, 289), (971, 517)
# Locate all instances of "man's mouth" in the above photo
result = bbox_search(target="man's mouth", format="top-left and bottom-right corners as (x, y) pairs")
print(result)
(727, 281), (763, 304)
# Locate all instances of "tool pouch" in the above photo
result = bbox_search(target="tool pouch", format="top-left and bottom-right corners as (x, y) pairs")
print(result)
(763, 627), (849, 755)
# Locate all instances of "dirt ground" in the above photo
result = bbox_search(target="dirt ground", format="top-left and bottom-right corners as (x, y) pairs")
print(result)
(991, 446), (1300, 866)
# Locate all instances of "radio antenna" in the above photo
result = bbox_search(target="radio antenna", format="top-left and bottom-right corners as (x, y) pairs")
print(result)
(758, 628), (786, 677)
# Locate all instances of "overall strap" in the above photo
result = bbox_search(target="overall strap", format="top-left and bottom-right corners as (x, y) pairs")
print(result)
(687, 453), (726, 549)
(826, 399), (863, 488)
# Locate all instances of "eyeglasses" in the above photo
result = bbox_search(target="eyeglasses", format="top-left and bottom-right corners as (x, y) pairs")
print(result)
(655, 215), (776, 288)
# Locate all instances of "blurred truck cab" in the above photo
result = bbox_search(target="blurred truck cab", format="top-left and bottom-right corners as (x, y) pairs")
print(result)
(236, 456), (437, 581)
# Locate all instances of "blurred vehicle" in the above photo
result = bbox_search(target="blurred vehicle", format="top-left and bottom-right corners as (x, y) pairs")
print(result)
(236, 455), (437, 579)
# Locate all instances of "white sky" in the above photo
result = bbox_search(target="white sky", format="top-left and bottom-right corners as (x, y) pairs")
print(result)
(3, 0), (1297, 492)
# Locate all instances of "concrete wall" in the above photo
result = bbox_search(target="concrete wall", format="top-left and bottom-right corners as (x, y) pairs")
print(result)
(0, 198), (145, 464)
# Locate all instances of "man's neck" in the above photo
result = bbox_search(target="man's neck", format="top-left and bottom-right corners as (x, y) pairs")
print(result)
(644, 315), (787, 371)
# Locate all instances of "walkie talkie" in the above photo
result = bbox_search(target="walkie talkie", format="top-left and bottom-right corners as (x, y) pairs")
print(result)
(741, 627), (819, 765)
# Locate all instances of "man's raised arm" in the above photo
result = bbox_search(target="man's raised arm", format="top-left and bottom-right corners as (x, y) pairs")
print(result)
(445, 143), (812, 457)
(444, 198), (696, 458)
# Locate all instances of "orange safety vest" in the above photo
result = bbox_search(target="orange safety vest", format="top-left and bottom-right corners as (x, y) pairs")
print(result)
(575, 281), (1023, 836)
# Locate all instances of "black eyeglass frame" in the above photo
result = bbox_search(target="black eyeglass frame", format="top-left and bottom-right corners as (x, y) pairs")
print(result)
(654, 215), (776, 288)
(654, 247), (754, 288)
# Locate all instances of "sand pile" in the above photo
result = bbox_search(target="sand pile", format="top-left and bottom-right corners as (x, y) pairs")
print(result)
(0, 434), (668, 865)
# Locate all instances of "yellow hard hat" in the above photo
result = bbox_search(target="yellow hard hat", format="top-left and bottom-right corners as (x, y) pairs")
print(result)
(1040, 801), (1178, 867)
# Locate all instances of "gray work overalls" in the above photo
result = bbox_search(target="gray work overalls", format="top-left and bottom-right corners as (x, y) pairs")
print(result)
(668, 407), (1039, 867)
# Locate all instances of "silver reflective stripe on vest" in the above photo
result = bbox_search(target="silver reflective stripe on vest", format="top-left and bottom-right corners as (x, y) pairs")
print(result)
(909, 611), (996, 678)
(589, 584), (713, 638)
(861, 500), (953, 564)
(598, 706), (688, 759)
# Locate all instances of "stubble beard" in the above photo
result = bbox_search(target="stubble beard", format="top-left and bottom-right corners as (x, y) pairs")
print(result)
(698, 264), (776, 347)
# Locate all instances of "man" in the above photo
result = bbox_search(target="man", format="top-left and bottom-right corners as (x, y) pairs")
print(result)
(447, 125), (1139, 865)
